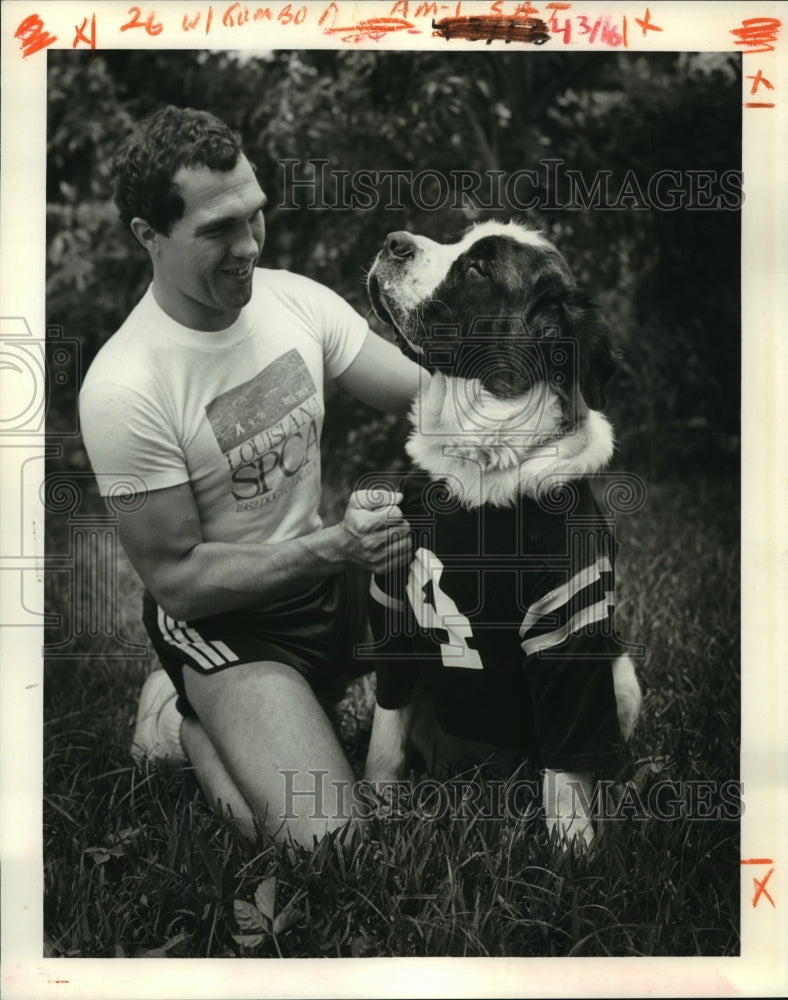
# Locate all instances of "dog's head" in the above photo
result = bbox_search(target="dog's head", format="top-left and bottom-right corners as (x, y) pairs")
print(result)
(368, 221), (617, 414)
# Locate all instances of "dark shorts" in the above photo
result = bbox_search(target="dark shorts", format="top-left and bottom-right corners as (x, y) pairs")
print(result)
(142, 568), (372, 717)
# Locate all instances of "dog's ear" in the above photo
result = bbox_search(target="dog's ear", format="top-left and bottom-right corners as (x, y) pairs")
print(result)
(563, 293), (618, 411)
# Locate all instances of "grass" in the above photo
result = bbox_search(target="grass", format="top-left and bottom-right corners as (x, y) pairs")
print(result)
(43, 471), (740, 958)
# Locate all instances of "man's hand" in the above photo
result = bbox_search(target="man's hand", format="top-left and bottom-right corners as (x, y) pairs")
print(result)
(114, 482), (413, 620)
(341, 489), (412, 575)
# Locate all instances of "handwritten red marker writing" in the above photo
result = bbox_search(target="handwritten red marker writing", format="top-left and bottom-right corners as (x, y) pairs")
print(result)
(72, 14), (97, 50)
(323, 16), (418, 43)
(14, 13), (57, 56)
(223, 2), (306, 27)
(634, 7), (662, 37)
(730, 16), (781, 54)
(120, 6), (163, 36)
(182, 6), (213, 33)
(549, 11), (625, 47)
(732, 16), (781, 110)
(740, 859), (776, 908)
(745, 68), (776, 108)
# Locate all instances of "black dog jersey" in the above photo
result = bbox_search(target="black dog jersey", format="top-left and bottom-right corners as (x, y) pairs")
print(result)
(369, 471), (632, 773)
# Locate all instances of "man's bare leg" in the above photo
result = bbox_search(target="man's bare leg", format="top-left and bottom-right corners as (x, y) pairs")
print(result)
(182, 660), (358, 849)
(179, 717), (258, 840)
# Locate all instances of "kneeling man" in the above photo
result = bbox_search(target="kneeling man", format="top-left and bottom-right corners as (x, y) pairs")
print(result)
(79, 106), (422, 847)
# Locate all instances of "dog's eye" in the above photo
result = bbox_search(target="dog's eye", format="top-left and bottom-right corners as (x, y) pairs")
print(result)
(467, 261), (488, 279)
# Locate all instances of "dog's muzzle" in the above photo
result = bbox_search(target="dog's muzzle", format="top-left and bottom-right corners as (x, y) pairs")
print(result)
(367, 231), (430, 348)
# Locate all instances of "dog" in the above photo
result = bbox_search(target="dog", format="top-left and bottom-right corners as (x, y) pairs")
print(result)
(363, 221), (642, 848)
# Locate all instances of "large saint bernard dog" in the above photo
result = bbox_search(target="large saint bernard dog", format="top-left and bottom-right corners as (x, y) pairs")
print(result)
(363, 221), (642, 849)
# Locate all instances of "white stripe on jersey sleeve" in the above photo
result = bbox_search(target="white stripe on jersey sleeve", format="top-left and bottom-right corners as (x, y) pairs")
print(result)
(518, 556), (613, 638)
(520, 596), (610, 657)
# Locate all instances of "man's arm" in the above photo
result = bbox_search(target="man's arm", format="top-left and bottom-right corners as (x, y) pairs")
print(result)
(117, 481), (411, 620)
(335, 330), (426, 415)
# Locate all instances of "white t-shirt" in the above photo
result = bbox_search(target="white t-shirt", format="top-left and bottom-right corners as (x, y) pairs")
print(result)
(79, 268), (368, 545)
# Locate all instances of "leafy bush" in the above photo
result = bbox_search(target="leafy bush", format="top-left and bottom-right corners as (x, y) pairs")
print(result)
(46, 49), (741, 483)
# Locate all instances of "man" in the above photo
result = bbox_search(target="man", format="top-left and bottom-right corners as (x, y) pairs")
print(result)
(79, 106), (423, 848)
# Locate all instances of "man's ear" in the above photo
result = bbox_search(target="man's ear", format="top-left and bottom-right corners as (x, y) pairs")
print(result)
(130, 217), (160, 255)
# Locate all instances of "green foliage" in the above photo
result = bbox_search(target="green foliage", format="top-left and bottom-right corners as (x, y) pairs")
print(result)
(46, 49), (741, 481)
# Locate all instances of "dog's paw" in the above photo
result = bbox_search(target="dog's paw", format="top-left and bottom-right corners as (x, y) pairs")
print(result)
(612, 655), (642, 742)
(542, 770), (596, 851)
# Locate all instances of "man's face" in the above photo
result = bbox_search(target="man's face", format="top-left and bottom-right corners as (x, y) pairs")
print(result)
(152, 154), (267, 331)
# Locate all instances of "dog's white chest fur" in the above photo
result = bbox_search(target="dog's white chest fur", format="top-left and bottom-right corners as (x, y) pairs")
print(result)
(406, 373), (615, 508)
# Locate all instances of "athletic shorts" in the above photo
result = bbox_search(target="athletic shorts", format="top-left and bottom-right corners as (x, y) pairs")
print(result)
(142, 568), (371, 717)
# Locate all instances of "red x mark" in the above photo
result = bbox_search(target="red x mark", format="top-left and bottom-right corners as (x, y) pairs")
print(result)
(635, 8), (662, 36)
(740, 859), (776, 908)
(746, 69), (775, 95)
(752, 868), (776, 908)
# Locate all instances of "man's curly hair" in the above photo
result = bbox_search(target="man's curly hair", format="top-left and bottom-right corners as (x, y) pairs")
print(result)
(111, 106), (247, 235)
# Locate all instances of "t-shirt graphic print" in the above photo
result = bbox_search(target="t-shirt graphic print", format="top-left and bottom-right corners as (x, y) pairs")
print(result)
(205, 349), (321, 510)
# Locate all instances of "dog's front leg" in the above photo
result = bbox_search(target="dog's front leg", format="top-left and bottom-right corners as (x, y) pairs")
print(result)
(364, 702), (414, 783)
(542, 769), (596, 850)
(364, 703), (415, 816)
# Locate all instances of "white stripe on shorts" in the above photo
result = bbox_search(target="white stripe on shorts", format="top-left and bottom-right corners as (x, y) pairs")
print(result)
(157, 608), (240, 670)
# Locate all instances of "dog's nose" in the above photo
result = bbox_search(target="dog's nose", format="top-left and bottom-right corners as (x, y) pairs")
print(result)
(385, 231), (417, 259)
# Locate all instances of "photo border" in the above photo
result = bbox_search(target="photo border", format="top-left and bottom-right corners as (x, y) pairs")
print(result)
(1, 1), (786, 996)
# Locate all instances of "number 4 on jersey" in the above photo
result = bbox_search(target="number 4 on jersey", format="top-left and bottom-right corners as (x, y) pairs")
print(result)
(406, 547), (484, 670)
